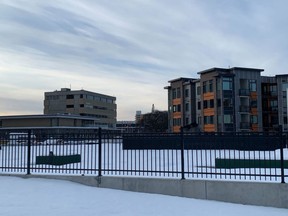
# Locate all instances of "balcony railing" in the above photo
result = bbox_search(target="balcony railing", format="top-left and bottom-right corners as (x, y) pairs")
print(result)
(239, 106), (250, 113)
(239, 89), (250, 96)
(240, 122), (250, 129)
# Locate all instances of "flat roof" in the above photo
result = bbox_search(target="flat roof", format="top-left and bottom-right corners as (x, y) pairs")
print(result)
(167, 77), (197, 83)
(45, 88), (116, 100)
(0, 114), (99, 121)
(197, 67), (264, 75)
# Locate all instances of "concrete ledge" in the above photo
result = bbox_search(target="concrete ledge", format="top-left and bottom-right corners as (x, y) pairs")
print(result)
(1, 174), (287, 209)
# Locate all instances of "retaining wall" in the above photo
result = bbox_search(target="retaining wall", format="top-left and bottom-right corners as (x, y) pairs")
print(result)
(2, 174), (288, 209)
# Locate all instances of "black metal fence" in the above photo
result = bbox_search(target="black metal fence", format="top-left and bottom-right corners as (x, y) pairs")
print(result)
(0, 128), (287, 183)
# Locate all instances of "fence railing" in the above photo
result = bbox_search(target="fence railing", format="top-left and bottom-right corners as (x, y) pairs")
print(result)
(0, 128), (287, 183)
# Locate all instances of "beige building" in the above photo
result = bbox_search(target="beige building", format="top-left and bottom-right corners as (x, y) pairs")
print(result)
(44, 88), (117, 128)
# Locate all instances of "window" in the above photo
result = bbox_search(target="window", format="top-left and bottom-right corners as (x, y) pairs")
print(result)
(249, 80), (257, 92)
(224, 115), (233, 124)
(177, 104), (181, 112)
(80, 104), (84, 108)
(204, 116), (214, 124)
(197, 86), (201, 95)
(198, 101), (201, 110)
(203, 81), (207, 93)
(66, 105), (74, 108)
(173, 118), (181, 126)
(203, 100), (208, 109)
(172, 89), (177, 99)
(66, 95), (74, 99)
(251, 115), (258, 124)
(223, 77), (233, 90)
(80, 94), (83, 98)
(173, 105), (181, 112)
(209, 80), (213, 92)
(209, 99), (214, 108)
(185, 103), (189, 112)
(223, 98), (233, 107)
(176, 88), (181, 98)
(185, 89), (189, 98)
(250, 100), (257, 108)
(185, 117), (189, 125)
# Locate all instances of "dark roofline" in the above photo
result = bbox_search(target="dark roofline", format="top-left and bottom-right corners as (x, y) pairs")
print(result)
(168, 77), (197, 83)
(275, 74), (288, 77)
(0, 114), (100, 121)
(197, 67), (264, 75)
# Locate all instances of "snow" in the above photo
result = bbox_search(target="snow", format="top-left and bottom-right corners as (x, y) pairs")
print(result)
(0, 176), (287, 216)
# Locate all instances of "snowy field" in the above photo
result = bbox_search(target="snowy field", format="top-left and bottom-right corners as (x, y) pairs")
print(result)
(0, 176), (287, 216)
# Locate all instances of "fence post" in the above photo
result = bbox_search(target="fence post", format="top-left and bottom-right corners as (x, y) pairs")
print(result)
(98, 128), (102, 177)
(279, 127), (285, 183)
(180, 127), (185, 180)
(27, 129), (31, 175)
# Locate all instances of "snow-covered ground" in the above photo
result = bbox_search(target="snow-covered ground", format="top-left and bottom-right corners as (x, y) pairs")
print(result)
(0, 176), (287, 216)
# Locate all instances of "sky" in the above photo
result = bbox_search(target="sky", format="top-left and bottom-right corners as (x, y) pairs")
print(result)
(1, 0), (288, 120)
(1, 176), (287, 216)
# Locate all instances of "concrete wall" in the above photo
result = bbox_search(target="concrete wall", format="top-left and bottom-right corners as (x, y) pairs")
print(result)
(3, 174), (288, 209)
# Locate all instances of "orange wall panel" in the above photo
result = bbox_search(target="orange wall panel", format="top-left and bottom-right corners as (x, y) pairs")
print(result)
(204, 124), (215, 132)
(172, 98), (181, 105)
(203, 92), (215, 100)
(203, 108), (215, 116)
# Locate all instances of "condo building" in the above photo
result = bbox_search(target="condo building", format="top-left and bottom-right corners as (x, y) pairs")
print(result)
(165, 67), (288, 133)
(44, 88), (117, 128)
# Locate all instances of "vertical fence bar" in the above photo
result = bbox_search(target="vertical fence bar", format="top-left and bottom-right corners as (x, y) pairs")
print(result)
(280, 129), (285, 183)
(98, 128), (102, 177)
(26, 130), (31, 175)
(180, 127), (185, 180)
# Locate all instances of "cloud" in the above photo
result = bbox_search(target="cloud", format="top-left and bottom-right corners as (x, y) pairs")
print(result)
(1, 0), (288, 119)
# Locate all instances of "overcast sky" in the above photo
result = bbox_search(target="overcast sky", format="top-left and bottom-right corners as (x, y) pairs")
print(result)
(1, 0), (288, 120)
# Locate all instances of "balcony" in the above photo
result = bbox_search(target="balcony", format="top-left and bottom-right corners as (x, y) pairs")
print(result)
(239, 89), (250, 96)
(239, 106), (250, 113)
(240, 122), (250, 129)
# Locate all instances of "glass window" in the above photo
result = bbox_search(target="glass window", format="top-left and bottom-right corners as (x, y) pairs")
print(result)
(223, 98), (233, 107)
(251, 115), (258, 124)
(185, 89), (189, 97)
(185, 103), (189, 112)
(66, 95), (74, 99)
(203, 100), (208, 109)
(176, 88), (181, 98)
(224, 115), (233, 123)
(209, 80), (213, 92)
(172, 89), (176, 99)
(209, 99), (214, 108)
(197, 101), (201, 110)
(197, 86), (201, 95)
(249, 80), (257, 92)
(203, 81), (207, 93)
(223, 77), (233, 90)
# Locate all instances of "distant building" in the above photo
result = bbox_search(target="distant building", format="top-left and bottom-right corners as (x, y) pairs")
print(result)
(116, 121), (138, 133)
(44, 88), (117, 128)
(0, 114), (99, 128)
(135, 110), (143, 125)
(165, 67), (288, 132)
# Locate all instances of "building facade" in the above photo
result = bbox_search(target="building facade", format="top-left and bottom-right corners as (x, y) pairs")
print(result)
(44, 88), (116, 128)
(0, 114), (99, 128)
(165, 67), (288, 133)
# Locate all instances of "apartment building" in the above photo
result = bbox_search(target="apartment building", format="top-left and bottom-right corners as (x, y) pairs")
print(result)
(165, 67), (288, 132)
(164, 78), (198, 132)
(44, 88), (116, 128)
